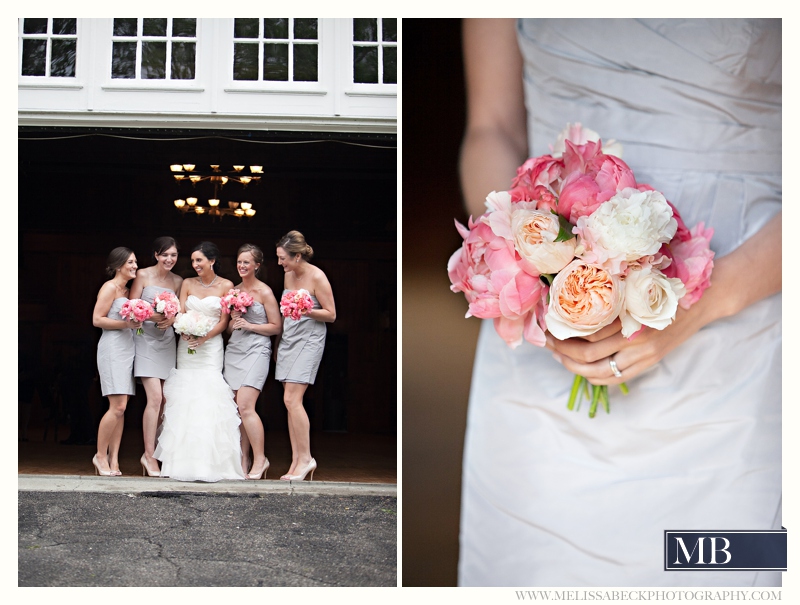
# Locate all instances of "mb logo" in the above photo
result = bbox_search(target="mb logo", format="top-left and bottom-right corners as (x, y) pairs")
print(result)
(672, 536), (731, 565)
(664, 530), (787, 571)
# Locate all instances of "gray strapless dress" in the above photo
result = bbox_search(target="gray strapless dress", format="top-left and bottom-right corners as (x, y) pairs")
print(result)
(275, 290), (326, 384)
(459, 19), (781, 588)
(96, 297), (136, 396)
(133, 285), (177, 380)
(223, 301), (272, 391)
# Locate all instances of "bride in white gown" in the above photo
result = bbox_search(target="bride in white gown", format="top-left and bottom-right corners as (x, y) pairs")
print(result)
(458, 19), (781, 587)
(155, 242), (246, 482)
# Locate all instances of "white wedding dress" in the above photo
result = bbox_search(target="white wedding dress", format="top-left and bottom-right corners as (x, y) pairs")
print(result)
(458, 19), (781, 587)
(155, 295), (245, 482)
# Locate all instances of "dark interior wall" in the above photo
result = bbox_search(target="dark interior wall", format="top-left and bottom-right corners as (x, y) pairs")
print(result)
(18, 128), (397, 437)
(402, 19), (478, 587)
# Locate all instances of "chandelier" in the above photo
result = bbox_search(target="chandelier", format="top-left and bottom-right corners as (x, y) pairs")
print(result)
(171, 164), (260, 218)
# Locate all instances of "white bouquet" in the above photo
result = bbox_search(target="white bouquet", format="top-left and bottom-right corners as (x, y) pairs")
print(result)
(173, 310), (217, 354)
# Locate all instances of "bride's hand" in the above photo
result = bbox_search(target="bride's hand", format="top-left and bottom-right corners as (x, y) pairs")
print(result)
(546, 306), (709, 386)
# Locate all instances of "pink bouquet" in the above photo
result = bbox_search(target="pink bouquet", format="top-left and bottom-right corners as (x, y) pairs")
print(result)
(448, 123), (715, 417)
(152, 291), (180, 320)
(280, 289), (314, 320)
(120, 298), (154, 335)
(172, 310), (217, 354)
(220, 288), (254, 330)
(220, 288), (254, 314)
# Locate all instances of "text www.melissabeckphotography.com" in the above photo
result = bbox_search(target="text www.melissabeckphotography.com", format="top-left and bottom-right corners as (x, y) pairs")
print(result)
(515, 590), (782, 601)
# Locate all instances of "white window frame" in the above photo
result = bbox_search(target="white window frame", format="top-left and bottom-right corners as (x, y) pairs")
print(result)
(345, 18), (397, 99)
(18, 18), (82, 89)
(225, 18), (327, 96)
(103, 18), (202, 91)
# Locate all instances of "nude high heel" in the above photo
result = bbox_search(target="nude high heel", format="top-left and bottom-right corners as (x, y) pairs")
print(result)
(92, 454), (115, 477)
(140, 454), (161, 477)
(286, 458), (316, 482)
(247, 458), (270, 480)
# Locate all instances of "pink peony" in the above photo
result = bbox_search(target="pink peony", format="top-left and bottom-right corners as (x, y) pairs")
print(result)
(662, 223), (715, 309)
(119, 298), (154, 335)
(280, 289), (314, 320)
(220, 288), (255, 314)
(153, 291), (180, 319)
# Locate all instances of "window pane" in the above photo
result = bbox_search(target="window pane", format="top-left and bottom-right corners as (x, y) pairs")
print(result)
(112, 41), (137, 78)
(143, 18), (167, 37)
(294, 43), (318, 82)
(21, 39), (47, 76)
(50, 39), (77, 77)
(294, 18), (317, 40)
(382, 18), (397, 42)
(353, 18), (377, 42)
(353, 46), (378, 83)
(263, 19), (288, 39)
(233, 42), (259, 80)
(53, 18), (77, 36)
(23, 19), (48, 35)
(141, 41), (166, 78)
(234, 18), (259, 39)
(171, 42), (196, 79)
(172, 18), (196, 37)
(113, 18), (138, 37)
(383, 46), (396, 84)
(263, 43), (288, 81)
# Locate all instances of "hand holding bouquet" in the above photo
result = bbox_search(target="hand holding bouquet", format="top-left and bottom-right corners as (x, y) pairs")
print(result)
(220, 289), (254, 329)
(280, 289), (314, 320)
(448, 124), (715, 417)
(120, 298), (154, 335)
(173, 310), (217, 354)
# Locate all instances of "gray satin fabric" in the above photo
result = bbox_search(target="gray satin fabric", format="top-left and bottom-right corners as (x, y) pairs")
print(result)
(275, 290), (326, 385)
(133, 285), (177, 380)
(96, 297), (136, 396)
(223, 301), (272, 391)
(459, 19), (782, 588)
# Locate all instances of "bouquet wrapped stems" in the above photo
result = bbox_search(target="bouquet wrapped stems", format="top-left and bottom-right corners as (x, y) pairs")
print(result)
(568, 375), (629, 418)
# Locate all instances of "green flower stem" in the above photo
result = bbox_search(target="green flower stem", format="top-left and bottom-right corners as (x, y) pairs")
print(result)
(568, 374), (583, 411)
(601, 385), (610, 414)
(589, 385), (602, 418)
(619, 382), (629, 395)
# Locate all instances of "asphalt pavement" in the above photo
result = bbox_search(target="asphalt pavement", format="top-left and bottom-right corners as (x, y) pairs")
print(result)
(18, 475), (397, 587)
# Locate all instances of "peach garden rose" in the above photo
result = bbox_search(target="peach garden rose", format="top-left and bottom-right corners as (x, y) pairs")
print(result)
(545, 259), (623, 340)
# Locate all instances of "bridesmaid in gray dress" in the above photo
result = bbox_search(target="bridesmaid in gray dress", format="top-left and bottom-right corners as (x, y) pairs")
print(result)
(275, 231), (336, 481)
(92, 247), (141, 476)
(223, 244), (281, 479)
(129, 236), (183, 477)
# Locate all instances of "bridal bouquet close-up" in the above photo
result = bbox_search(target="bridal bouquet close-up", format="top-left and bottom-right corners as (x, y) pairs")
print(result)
(152, 291), (180, 320)
(119, 298), (154, 335)
(448, 124), (715, 417)
(172, 310), (218, 354)
(280, 288), (314, 320)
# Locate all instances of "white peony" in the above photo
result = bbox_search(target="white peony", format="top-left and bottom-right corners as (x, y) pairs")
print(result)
(620, 266), (686, 338)
(511, 209), (576, 275)
(576, 187), (678, 275)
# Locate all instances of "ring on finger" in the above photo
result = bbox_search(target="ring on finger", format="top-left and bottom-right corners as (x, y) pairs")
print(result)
(608, 357), (622, 378)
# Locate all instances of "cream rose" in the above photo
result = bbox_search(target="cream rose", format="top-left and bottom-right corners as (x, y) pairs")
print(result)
(620, 266), (686, 337)
(545, 259), (624, 340)
(511, 209), (576, 275)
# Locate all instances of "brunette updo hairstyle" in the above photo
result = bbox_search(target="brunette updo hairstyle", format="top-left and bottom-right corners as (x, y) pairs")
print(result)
(237, 243), (264, 274)
(152, 236), (179, 257)
(105, 247), (134, 277)
(276, 230), (314, 261)
(192, 241), (220, 267)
